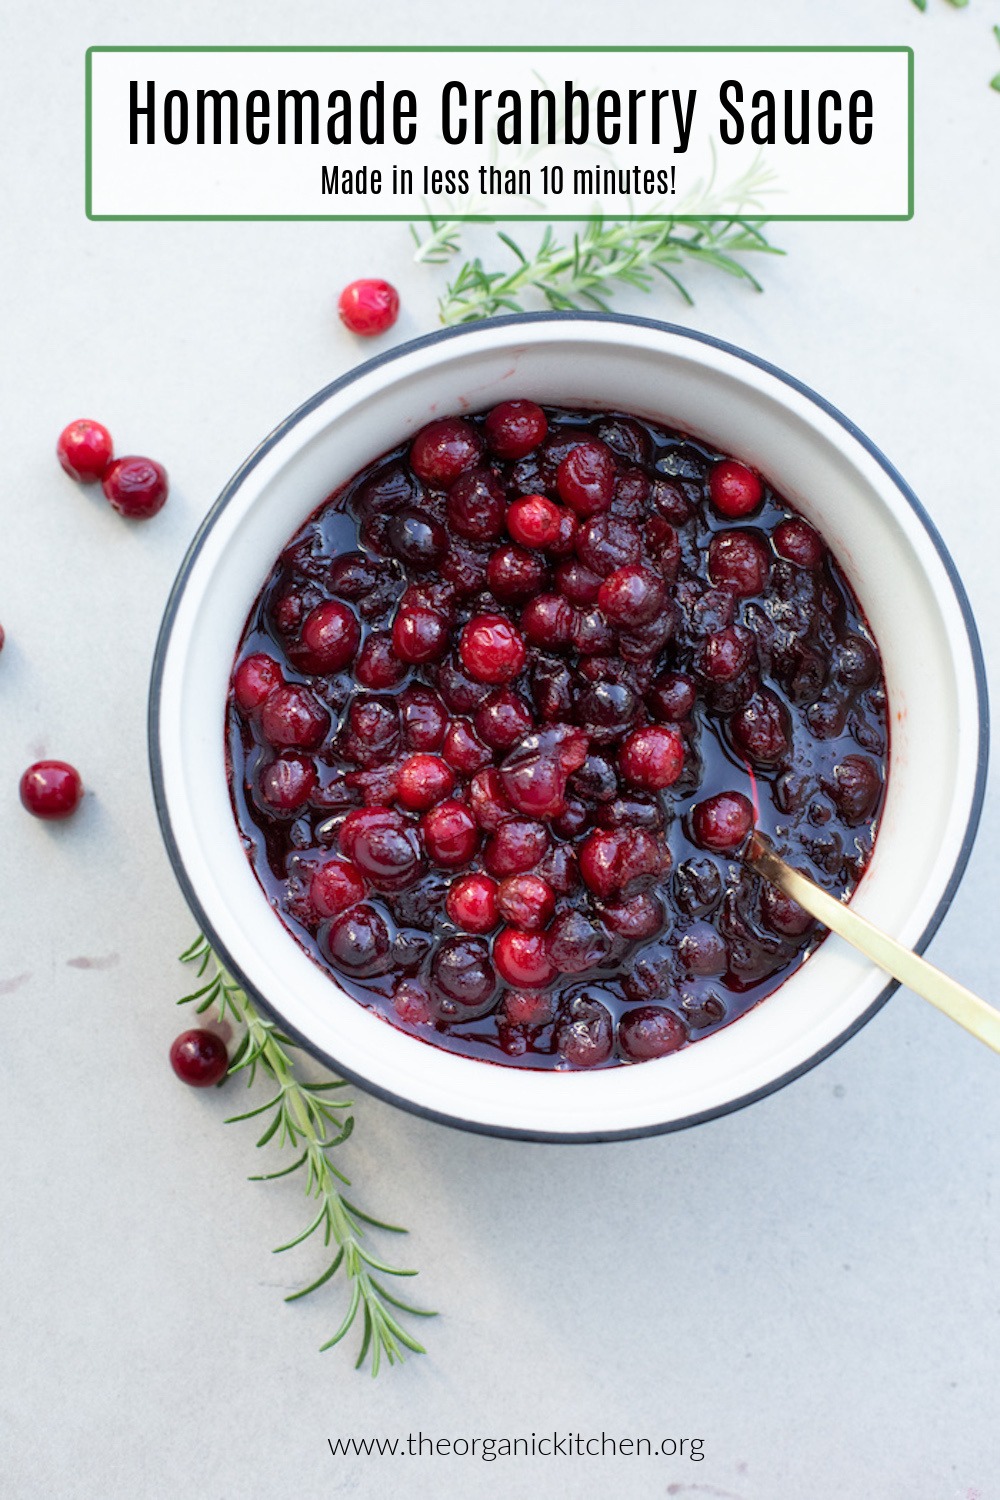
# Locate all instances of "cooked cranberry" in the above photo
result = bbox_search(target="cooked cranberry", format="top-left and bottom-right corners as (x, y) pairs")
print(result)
(169, 1029), (229, 1087)
(387, 509), (447, 570)
(619, 725), (684, 790)
(392, 604), (449, 663)
(835, 634), (879, 687)
(496, 873), (555, 931)
(484, 817), (549, 876)
(484, 400), (548, 459)
(399, 685), (447, 749)
(324, 904), (392, 976)
(440, 541), (490, 596)
(233, 653), (283, 710)
(574, 680), (637, 742)
(354, 631), (404, 690)
(487, 544), (548, 600)
(547, 909), (611, 973)
(570, 609), (615, 656)
(691, 791), (754, 852)
(673, 857), (723, 916)
(310, 858), (367, 917)
(597, 414), (652, 464)
(615, 466), (652, 517)
(397, 754), (455, 811)
(345, 695), (399, 764)
(329, 551), (382, 598)
(421, 800), (479, 866)
(827, 754), (881, 824)
(806, 697), (848, 740)
(579, 827), (662, 900)
(647, 671), (697, 723)
(442, 719), (492, 774)
(260, 686), (329, 749)
(431, 936), (497, 1009)
(576, 514), (641, 577)
(300, 599), (361, 672)
(570, 753), (618, 803)
(602, 892), (665, 940)
(475, 688), (533, 750)
(19, 760), (83, 820)
(620, 611), (676, 664)
(551, 798), (590, 838)
(650, 476), (694, 524)
(598, 565), (666, 627)
(698, 625), (755, 683)
(507, 494), (562, 549)
(618, 1006), (686, 1061)
(494, 928), (558, 988)
(337, 278), (399, 335)
(392, 978), (433, 1024)
(677, 922), (728, 975)
(760, 884), (814, 937)
(521, 595), (573, 650)
(410, 417), (483, 486)
(499, 725), (587, 818)
(732, 690), (790, 765)
(468, 767), (514, 830)
(555, 558), (602, 605)
(645, 517), (681, 581)
(555, 995), (614, 1067)
(102, 456), (168, 518)
(556, 439), (616, 517)
(340, 806), (422, 890)
(57, 419), (113, 482)
(596, 794), (664, 832)
(436, 653), (490, 712)
(447, 467), (507, 541)
(258, 753), (317, 812)
(709, 459), (763, 518)
(774, 517), (824, 568)
(549, 507), (579, 556)
(445, 873), (499, 933)
(459, 613), (527, 684)
(707, 531), (770, 597)
(502, 989), (553, 1027)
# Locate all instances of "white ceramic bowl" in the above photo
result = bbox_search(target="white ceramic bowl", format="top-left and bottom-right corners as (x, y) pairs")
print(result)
(149, 313), (987, 1141)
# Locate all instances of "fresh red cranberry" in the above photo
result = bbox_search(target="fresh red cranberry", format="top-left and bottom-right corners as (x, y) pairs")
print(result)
(690, 791), (754, 852)
(355, 631), (405, 690)
(602, 892), (665, 940)
(647, 671), (697, 723)
(57, 419), (113, 482)
(392, 978), (433, 1025)
(442, 719), (492, 774)
(459, 613), (527, 684)
(827, 754), (881, 824)
(392, 604), (449, 663)
(340, 806), (422, 890)
(310, 858), (367, 917)
(597, 565), (666, 627)
(19, 760), (83, 820)
(576, 514), (641, 577)
(484, 817), (549, 876)
(618, 1006), (687, 1061)
(421, 800), (479, 866)
(169, 1029), (229, 1086)
(547, 909), (611, 973)
(502, 989), (553, 1027)
(677, 922), (728, 976)
(499, 725), (588, 818)
(258, 753), (317, 812)
(468, 768), (514, 831)
(233, 653), (283, 711)
(709, 459), (763, 518)
(445, 873), (499, 933)
(555, 995), (614, 1067)
(432, 936), (497, 1009)
(410, 418), (483, 487)
(578, 827), (662, 900)
(521, 594), (573, 649)
(618, 725), (684, 790)
(483, 400), (548, 459)
(556, 439), (616, 517)
(475, 688), (533, 751)
(300, 599), (361, 672)
(397, 753), (456, 811)
(496, 873), (555, 931)
(555, 558), (602, 605)
(399, 685), (447, 749)
(708, 531), (770, 597)
(260, 685), (330, 749)
(446, 468), (506, 541)
(486, 544), (548, 600)
(323, 904), (392, 976)
(732, 690), (790, 765)
(774, 517), (824, 568)
(102, 456), (168, 519)
(494, 928), (558, 988)
(337, 278), (399, 336)
(387, 509), (447, 570)
(507, 494), (562, 549)
(761, 884), (814, 937)
(698, 625), (755, 683)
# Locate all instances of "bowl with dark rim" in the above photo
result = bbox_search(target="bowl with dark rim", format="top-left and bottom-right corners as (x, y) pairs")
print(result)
(149, 312), (987, 1141)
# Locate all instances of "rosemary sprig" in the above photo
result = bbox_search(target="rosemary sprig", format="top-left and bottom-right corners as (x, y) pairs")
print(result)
(416, 216), (782, 325)
(178, 935), (433, 1374)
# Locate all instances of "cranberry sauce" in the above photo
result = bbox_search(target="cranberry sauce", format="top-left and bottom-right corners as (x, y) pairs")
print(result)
(226, 403), (888, 1070)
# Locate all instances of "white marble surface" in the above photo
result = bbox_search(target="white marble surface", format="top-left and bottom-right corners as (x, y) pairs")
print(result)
(2, 2), (998, 1496)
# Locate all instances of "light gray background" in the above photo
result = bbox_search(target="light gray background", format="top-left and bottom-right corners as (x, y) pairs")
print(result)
(2, 3), (997, 1497)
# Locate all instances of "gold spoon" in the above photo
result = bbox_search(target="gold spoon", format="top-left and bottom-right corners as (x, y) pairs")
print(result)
(745, 833), (1000, 1055)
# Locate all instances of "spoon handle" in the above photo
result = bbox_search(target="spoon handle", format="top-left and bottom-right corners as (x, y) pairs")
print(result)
(748, 837), (1000, 1055)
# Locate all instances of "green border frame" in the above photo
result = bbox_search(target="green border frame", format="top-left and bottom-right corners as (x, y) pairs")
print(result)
(84, 45), (915, 222)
